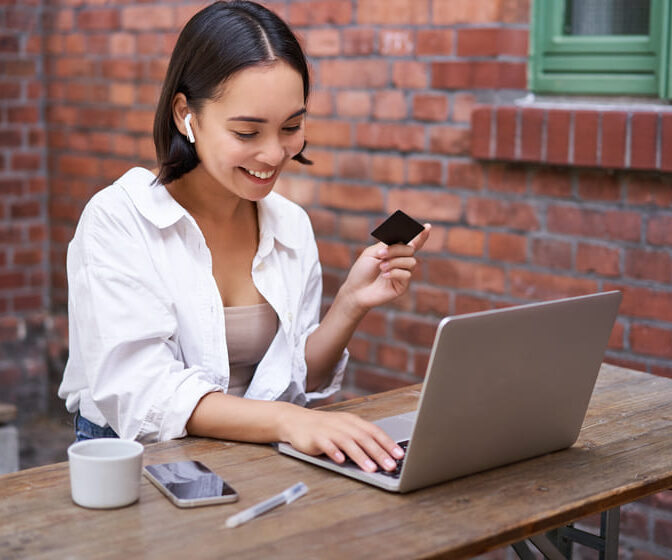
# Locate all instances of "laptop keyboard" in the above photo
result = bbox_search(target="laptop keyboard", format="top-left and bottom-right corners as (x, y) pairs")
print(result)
(344, 440), (409, 479)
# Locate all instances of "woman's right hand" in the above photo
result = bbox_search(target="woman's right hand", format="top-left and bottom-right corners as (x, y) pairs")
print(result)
(277, 405), (405, 473)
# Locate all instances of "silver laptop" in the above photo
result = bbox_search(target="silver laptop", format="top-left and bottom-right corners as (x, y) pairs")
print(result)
(277, 291), (622, 493)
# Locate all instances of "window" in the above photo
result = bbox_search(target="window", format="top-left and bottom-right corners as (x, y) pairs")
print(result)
(529, 0), (671, 98)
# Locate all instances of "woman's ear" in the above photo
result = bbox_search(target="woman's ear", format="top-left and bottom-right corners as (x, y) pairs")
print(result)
(172, 93), (192, 141)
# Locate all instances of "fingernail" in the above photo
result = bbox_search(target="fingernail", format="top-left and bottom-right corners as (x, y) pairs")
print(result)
(392, 446), (404, 459)
(384, 458), (396, 470)
(334, 451), (345, 463)
(377, 248), (388, 258)
(365, 459), (376, 471)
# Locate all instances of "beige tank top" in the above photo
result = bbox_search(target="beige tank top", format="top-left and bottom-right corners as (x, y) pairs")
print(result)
(224, 303), (279, 397)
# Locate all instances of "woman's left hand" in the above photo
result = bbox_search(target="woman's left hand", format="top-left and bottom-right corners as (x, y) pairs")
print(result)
(341, 224), (431, 313)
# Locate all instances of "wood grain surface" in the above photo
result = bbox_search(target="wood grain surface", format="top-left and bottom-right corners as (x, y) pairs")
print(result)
(2, 364), (672, 559)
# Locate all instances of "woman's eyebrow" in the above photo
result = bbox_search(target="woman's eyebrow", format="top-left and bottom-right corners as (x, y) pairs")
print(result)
(227, 107), (306, 123)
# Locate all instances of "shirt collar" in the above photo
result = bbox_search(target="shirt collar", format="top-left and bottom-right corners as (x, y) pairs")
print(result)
(117, 167), (304, 250)
(116, 167), (188, 229)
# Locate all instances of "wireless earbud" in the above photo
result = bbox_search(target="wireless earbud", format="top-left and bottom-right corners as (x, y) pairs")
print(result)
(184, 113), (195, 143)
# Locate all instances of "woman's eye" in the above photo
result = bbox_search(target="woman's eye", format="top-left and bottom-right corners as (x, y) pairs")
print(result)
(234, 131), (258, 139)
(282, 125), (302, 134)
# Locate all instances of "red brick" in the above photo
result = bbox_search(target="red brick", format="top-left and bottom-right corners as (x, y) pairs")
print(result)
(455, 294), (493, 315)
(547, 206), (641, 242)
(121, 6), (175, 30)
(416, 30), (453, 56)
(307, 208), (337, 237)
(336, 152), (369, 180)
(630, 112), (658, 170)
(630, 324), (672, 359)
(387, 189), (461, 222)
(577, 171), (620, 202)
(509, 270), (598, 301)
(447, 161), (484, 190)
(379, 29), (414, 56)
(626, 174), (672, 206)
(371, 155), (404, 184)
(445, 227), (485, 257)
(58, 155), (100, 178)
(317, 240), (351, 269)
(356, 123), (425, 152)
(530, 169), (572, 198)
(429, 126), (470, 156)
(532, 239), (572, 270)
(392, 316), (439, 348)
(495, 106), (517, 160)
(648, 215), (672, 246)
(433, 0), (499, 24)
(573, 111), (599, 167)
(342, 28), (375, 55)
(76, 9), (119, 30)
(601, 111), (627, 168)
(353, 367), (411, 393)
(608, 283), (672, 323)
(0, 34), (20, 53)
(487, 163), (527, 194)
(10, 152), (41, 172)
(457, 28), (528, 57)
(275, 176), (317, 207)
(661, 114), (672, 172)
(358, 0), (429, 24)
(320, 60), (388, 88)
(289, 1), (353, 25)
(470, 106), (492, 159)
(339, 214), (370, 242)
(376, 343), (409, 371)
(416, 285), (453, 316)
(453, 93), (476, 123)
(432, 61), (525, 90)
(607, 320), (625, 350)
(407, 159), (442, 186)
(304, 29), (340, 57)
(413, 94), (449, 122)
(306, 119), (351, 148)
(576, 243), (620, 277)
(625, 249), (672, 283)
(546, 110), (570, 165)
(392, 61), (428, 89)
(358, 309), (387, 337)
(428, 258), (506, 294)
(466, 198), (539, 231)
(348, 336), (371, 362)
(335, 91), (371, 118)
(520, 108), (543, 162)
(319, 182), (383, 212)
(373, 90), (407, 121)
(10, 200), (41, 219)
(0, 272), (25, 289)
(489, 232), (527, 263)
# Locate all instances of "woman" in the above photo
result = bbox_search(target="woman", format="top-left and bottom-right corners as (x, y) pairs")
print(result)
(59, 0), (430, 474)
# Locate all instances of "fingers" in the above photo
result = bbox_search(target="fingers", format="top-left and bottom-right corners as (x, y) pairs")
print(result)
(297, 412), (405, 473)
(409, 224), (432, 251)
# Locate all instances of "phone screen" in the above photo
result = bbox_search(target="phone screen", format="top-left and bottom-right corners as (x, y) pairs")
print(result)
(145, 461), (237, 501)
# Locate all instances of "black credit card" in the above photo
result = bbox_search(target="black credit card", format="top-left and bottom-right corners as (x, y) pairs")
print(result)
(371, 210), (424, 245)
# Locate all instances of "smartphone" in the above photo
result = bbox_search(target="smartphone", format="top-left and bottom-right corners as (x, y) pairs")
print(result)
(144, 460), (238, 508)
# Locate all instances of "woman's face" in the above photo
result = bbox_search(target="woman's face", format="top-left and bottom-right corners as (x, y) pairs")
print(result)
(185, 61), (306, 201)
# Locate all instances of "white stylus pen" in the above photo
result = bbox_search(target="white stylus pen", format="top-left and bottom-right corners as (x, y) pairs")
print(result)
(225, 482), (308, 528)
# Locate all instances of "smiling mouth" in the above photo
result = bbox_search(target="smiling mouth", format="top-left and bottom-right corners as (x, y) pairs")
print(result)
(243, 168), (276, 180)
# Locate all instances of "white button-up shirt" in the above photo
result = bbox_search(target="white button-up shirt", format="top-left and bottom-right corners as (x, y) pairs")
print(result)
(59, 167), (347, 442)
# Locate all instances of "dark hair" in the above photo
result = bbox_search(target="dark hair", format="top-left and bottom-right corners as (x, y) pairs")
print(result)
(153, 0), (312, 185)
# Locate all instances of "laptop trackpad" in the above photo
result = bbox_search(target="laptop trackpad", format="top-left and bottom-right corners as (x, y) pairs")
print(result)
(374, 411), (417, 442)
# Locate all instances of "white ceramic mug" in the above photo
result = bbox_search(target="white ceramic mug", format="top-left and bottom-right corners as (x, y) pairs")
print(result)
(68, 439), (144, 509)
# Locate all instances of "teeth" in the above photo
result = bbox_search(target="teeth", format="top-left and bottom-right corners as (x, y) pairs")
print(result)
(245, 168), (275, 180)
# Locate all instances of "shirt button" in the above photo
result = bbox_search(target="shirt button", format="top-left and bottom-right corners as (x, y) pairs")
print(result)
(287, 312), (293, 322)
(257, 262), (265, 271)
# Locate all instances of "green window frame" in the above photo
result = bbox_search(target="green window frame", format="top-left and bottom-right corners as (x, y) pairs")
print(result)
(529, 0), (672, 98)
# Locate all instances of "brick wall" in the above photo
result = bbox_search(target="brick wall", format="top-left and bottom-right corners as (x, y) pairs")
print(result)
(0, 0), (51, 420)
(3, 1), (672, 556)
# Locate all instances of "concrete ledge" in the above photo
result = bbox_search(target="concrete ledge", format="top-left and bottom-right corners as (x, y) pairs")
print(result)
(0, 424), (19, 473)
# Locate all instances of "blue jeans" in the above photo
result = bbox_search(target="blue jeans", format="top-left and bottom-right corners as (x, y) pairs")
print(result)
(74, 411), (119, 442)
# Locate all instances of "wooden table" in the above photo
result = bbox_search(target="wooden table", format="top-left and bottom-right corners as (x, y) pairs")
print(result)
(2, 364), (672, 559)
